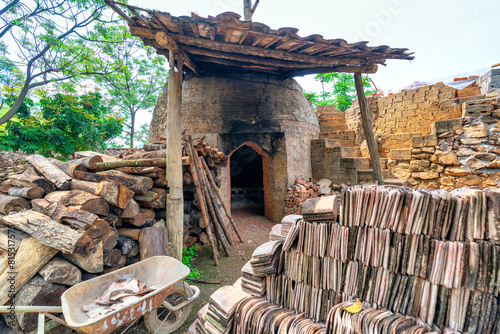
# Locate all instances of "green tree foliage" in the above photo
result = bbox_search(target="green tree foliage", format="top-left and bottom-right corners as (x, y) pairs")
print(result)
(304, 73), (376, 111)
(89, 24), (168, 148)
(0, 92), (123, 158)
(0, 0), (121, 125)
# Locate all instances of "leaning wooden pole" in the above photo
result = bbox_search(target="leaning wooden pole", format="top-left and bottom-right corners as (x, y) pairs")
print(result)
(166, 51), (184, 260)
(354, 72), (384, 185)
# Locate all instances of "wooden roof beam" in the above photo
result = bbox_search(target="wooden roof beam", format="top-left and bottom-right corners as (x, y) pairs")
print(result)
(286, 65), (378, 77)
(155, 31), (201, 76)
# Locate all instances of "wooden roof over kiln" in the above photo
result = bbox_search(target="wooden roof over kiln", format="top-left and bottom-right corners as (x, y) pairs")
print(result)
(106, 1), (414, 77)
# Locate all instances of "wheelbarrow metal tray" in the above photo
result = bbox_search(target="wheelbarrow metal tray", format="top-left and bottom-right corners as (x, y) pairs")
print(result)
(61, 256), (190, 334)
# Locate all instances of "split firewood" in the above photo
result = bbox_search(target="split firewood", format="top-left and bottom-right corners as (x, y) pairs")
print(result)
(103, 249), (123, 267)
(121, 199), (140, 219)
(10, 167), (56, 194)
(74, 170), (151, 195)
(70, 179), (99, 195)
(39, 257), (82, 286)
(69, 156), (103, 169)
(118, 228), (141, 240)
(95, 228), (119, 252)
(102, 255), (126, 273)
(74, 151), (120, 162)
(0, 194), (30, 214)
(136, 195), (166, 209)
(27, 154), (71, 190)
(0, 236), (58, 305)
(44, 190), (109, 216)
(40, 202), (111, 239)
(102, 213), (122, 228)
(0, 180), (12, 193)
(127, 242), (140, 258)
(95, 180), (134, 209)
(183, 172), (193, 185)
(62, 241), (103, 274)
(47, 158), (87, 178)
(133, 190), (160, 202)
(116, 235), (135, 255)
(1, 211), (93, 254)
(8, 186), (44, 200)
(140, 208), (155, 220)
(123, 213), (147, 227)
(139, 227), (171, 260)
(8, 275), (66, 332)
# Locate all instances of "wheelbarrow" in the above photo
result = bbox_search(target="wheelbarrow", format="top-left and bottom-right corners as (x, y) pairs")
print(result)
(0, 256), (200, 334)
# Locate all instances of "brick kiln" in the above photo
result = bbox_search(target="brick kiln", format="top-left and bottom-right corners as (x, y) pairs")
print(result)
(149, 70), (320, 222)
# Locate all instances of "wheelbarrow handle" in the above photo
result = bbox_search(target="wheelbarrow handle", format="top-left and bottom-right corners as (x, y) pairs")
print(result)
(162, 284), (200, 312)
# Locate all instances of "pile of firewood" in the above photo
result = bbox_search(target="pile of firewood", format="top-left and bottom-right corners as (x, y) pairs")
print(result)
(0, 136), (238, 332)
(284, 178), (339, 215)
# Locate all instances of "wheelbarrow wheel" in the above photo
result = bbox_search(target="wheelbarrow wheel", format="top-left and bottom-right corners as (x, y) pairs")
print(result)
(144, 283), (193, 334)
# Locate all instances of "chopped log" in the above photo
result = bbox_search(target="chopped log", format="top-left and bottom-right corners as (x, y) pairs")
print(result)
(127, 242), (140, 258)
(121, 199), (140, 218)
(118, 228), (141, 240)
(134, 190), (160, 202)
(94, 158), (167, 170)
(0, 194), (29, 214)
(136, 195), (166, 209)
(41, 202), (111, 239)
(39, 258), (81, 286)
(99, 170), (154, 189)
(0, 236), (58, 305)
(123, 213), (147, 227)
(69, 156), (103, 169)
(44, 190), (109, 216)
(138, 227), (171, 260)
(0, 180), (11, 194)
(8, 186), (44, 199)
(31, 198), (51, 212)
(70, 179), (99, 195)
(1, 211), (93, 254)
(116, 235), (135, 255)
(183, 172), (193, 185)
(95, 180), (134, 209)
(143, 142), (166, 151)
(95, 228), (119, 252)
(10, 167), (56, 194)
(8, 275), (66, 332)
(102, 255), (126, 273)
(27, 154), (71, 190)
(102, 213), (122, 228)
(159, 135), (167, 141)
(115, 166), (158, 174)
(74, 151), (120, 162)
(140, 208), (155, 220)
(103, 249), (123, 267)
(74, 170), (150, 195)
(153, 169), (168, 187)
(62, 241), (103, 273)
(47, 158), (87, 178)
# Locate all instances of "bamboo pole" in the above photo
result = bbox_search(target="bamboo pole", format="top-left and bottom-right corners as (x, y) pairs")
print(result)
(166, 51), (184, 260)
(185, 135), (219, 265)
(354, 72), (384, 185)
(200, 156), (244, 242)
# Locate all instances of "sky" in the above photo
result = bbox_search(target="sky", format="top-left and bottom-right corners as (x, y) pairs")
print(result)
(126, 0), (500, 141)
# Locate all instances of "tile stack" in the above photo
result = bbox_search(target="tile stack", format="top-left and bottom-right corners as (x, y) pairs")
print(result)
(205, 285), (249, 334)
(241, 260), (266, 297)
(193, 185), (500, 333)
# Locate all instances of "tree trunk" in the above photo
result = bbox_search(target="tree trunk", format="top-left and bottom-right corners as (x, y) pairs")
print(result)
(47, 158), (87, 178)
(0, 79), (30, 125)
(94, 158), (169, 170)
(39, 258), (81, 286)
(69, 156), (103, 169)
(1, 211), (93, 254)
(95, 180), (134, 209)
(0, 236), (58, 305)
(44, 190), (109, 216)
(0, 194), (30, 214)
(74, 170), (151, 195)
(354, 72), (384, 185)
(8, 186), (44, 199)
(62, 241), (103, 274)
(74, 151), (120, 162)
(130, 110), (135, 149)
(27, 154), (72, 190)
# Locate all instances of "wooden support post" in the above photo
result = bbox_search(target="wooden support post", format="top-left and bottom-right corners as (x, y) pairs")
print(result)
(243, 0), (252, 21)
(354, 72), (384, 185)
(166, 50), (184, 260)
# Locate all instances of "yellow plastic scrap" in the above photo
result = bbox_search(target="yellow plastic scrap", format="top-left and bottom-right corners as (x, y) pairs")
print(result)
(343, 300), (362, 314)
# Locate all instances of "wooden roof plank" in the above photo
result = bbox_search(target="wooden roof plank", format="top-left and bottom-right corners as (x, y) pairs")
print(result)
(155, 31), (201, 76)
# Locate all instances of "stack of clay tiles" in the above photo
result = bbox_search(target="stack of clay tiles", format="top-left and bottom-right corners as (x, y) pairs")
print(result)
(191, 185), (500, 333)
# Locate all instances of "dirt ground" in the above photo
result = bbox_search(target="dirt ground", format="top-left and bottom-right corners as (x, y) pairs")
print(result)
(116, 209), (275, 334)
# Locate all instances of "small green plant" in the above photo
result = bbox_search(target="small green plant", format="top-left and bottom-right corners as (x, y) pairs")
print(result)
(182, 246), (201, 282)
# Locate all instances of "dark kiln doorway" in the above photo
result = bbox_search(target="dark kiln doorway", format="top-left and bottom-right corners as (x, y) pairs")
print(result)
(229, 144), (265, 215)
